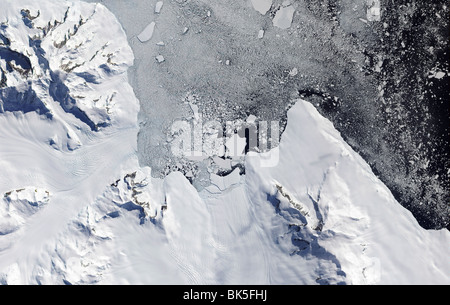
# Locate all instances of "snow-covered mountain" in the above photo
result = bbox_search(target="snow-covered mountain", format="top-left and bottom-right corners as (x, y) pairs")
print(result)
(0, 0), (448, 285)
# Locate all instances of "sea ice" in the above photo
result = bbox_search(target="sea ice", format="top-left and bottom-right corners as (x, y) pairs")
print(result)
(251, 0), (272, 15)
(273, 6), (296, 29)
(155, 1), (163, 14)
(137, 22), (156, 42)
(367, 0), (381, 22)
(258, 29), (265, 39)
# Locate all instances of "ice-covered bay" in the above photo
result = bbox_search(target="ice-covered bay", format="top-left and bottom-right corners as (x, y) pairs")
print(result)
(0, 0), (448, 285)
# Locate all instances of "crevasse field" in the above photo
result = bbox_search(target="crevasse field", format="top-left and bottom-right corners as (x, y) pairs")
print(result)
(0, 0), (449, 285)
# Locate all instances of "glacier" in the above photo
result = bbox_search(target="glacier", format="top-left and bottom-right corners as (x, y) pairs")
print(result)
(0, 0), (448, 285)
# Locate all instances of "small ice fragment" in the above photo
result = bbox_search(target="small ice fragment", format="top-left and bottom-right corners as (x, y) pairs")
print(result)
(182, 27), (189, 35)
(272, 6), (296, 29)
(156, 41), (165, 46)
(289, 67), (298, 77)
(435, 72), (446, 79)
(251, 0), (273, 15)
(207, 10), (211, 17)
(370, 7), (380, 16)
(367, 0), (381, 22)
(246, 115), (257, 123)
(258, 29), (265, 39)
(374, 58), (383, 72)
(156, 55), (165, 63)
(155, 1), (163, 14)
(433, 71), (446, 79)
(225, 60), (230, 66)
(137, 22), (156, 42)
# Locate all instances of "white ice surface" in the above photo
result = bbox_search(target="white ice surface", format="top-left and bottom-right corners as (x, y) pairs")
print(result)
(0, 0), (449, 285)
(258, 29), (265, 39)
(250, 0), (273, 15)
(155, 1), (163, 14)
(137, 22), (156, 43)
(0, 0), (140, 283)
(367, 0), (381, 22)
(273, 5), (296, 29)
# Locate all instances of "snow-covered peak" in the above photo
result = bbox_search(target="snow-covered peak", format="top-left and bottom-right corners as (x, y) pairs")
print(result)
(0, 0), (136, 135)
(0, 187), (50, 234)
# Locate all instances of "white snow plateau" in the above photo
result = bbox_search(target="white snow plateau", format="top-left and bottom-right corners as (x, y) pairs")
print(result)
(0, 0), (448, 285)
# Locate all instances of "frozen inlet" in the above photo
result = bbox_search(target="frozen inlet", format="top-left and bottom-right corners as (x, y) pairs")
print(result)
(137, 22), (156, 43)
(367, 0), (381, 22)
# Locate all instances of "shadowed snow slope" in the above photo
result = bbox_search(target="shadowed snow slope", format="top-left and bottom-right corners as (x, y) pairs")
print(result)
(0, 0), (448, 285)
